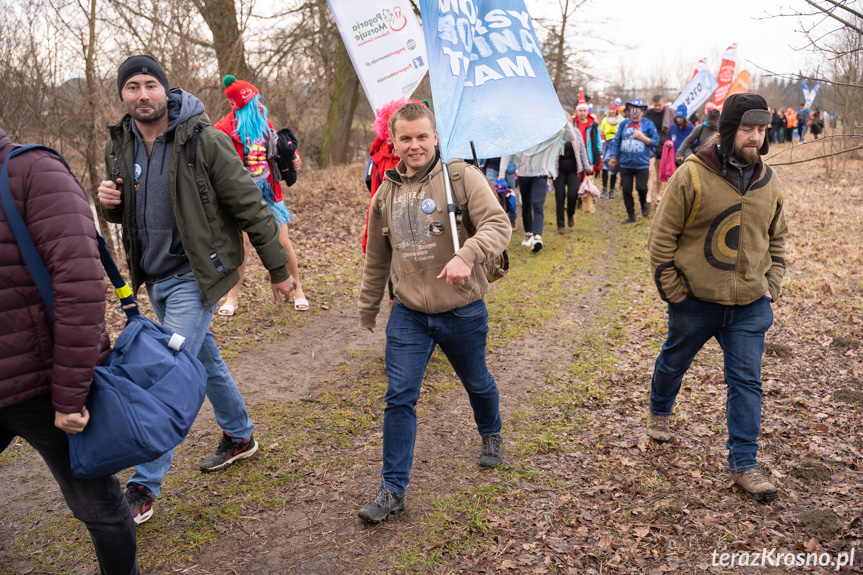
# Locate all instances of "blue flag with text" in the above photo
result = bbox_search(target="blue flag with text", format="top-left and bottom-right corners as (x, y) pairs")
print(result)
(419, 0), (565, 161)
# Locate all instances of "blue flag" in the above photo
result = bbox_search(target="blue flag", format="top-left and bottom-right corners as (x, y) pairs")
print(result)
(419, 0), (565, 161)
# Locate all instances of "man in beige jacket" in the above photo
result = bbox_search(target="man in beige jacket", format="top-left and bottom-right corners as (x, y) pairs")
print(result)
(357, 102), (511, 524)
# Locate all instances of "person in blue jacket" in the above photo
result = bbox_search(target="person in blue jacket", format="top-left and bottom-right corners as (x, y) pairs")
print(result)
(607, 98), (660, 223)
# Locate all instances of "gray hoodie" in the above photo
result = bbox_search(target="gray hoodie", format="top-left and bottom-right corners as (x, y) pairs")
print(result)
(131, 88), (206, 283)
(677, 121), (718, 159)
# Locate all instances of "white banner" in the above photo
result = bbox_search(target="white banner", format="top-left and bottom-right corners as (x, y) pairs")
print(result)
(672, 69), (719, 116)
(327, 1), (428, 112)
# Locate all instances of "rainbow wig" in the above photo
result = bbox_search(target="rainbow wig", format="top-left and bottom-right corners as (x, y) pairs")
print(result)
(235, 94), (270, 152)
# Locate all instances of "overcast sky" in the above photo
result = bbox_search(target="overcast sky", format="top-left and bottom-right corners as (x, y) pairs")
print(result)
(524, 0), (820, 91)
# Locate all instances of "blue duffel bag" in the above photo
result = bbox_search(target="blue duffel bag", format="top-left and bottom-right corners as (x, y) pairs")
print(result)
(1, 145), (207, 480)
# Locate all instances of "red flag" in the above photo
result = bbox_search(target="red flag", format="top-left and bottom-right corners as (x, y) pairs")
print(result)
(713, 43), (737, 107)
(690, 57), (708, 81)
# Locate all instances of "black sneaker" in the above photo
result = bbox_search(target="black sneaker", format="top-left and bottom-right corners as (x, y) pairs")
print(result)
(358, 486), (405, 524)
(125, 482), (154, 526)
(641, 204), (650, 217)
(480, 431), (503, 467)
(199, 432), (259, 472)
(621, 216), (636, 224)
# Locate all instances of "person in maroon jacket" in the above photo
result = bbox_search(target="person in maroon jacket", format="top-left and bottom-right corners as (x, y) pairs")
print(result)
(0, 128), (139, 574)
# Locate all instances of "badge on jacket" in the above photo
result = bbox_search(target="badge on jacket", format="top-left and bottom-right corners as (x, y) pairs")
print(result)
(421, 198), (436, 214)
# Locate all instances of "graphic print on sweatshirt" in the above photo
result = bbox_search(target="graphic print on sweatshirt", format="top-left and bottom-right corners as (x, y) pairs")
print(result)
(391, 189), (438, 263)
(620, 125), (648, 155)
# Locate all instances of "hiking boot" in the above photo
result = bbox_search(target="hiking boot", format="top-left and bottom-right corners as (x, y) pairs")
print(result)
(567, 215), (575, 227)
(125, 482), (154, 526)
(520, 233), (533, 247)
(531, 235), (543, 253)
(557, 226), (565, 235)
(601, 187), (608, 198)
(647, 412), (672, 443)
(480, 431), (504, 467)
(621, 216), (636, 224)
(358, 486), (405, 524)
(200, 432), (259, 472)
(730, 468), (778, 502)
(608, 189), (615, 199)
(641, 204), (650, 217)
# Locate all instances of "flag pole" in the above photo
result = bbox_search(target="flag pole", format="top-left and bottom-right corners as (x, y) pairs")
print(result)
(442, 160), (461, 254)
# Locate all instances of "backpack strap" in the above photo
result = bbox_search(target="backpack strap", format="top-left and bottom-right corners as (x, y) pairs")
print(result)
(446, 158), (474, 235)
(379, 180), (393, 237)
(187, 123), (205, 167)
(0, 145), (70, 319)
(683, 160), (702, 229)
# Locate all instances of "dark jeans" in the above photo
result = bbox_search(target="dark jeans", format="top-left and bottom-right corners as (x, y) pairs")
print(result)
(619, 167), (649, 217)
(601, 169), (617, 192)
(649, 296), (773, 472)
(0, 394), (139, 575)
(381, 299), (501, 493)
(518, 176), (548, 236)
(553, 168), (580, 227)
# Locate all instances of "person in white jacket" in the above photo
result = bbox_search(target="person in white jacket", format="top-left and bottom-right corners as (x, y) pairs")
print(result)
(500, 113), (589, 252)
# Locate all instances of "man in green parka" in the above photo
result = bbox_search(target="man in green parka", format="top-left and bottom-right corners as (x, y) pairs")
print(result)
(97, 55), (296, 525)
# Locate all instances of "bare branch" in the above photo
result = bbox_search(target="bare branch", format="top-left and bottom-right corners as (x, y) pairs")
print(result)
(746, 60), (863, 89)
(803, 0), (863, 34)
(818, 0), (863, 21)
(765, 133), (863, 161)
(108, 0), (212, 49)
(769, 144), (863, 165)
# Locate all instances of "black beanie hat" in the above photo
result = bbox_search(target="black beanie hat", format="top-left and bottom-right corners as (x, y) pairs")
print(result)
(117, 55), (170, 99)
(718, 93), (772, 158)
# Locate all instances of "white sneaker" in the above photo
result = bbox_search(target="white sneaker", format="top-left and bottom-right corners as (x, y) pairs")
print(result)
(521, 234), (533, 247)
(531, 234), (543, 253)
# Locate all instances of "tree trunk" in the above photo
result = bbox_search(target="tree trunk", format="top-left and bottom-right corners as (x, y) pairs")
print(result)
(320, 41), (360, 166)
(197, 0), (253, 81)
(84, 0), (117, 255)
(552, 0), (570, 90)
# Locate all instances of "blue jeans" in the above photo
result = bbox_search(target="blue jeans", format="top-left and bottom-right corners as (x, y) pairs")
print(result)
(1, 395), (139, 574)
(485, 162), (516, 191)
(381, 299), (502, 494)
(650, 296), (773, 472)
(128, 272), (254, 497)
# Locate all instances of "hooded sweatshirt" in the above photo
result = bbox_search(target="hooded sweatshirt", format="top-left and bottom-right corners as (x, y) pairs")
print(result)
(132, 89), (205, 283)
(358, 155), (511, 328)
(648, 144), (787, 305)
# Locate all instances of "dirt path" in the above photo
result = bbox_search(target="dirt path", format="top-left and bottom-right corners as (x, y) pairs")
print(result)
(161, 214), (620, 575)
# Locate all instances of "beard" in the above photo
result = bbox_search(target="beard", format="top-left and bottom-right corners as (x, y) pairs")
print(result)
(129, 100), (168, 124)
(732, 144), (760, 165)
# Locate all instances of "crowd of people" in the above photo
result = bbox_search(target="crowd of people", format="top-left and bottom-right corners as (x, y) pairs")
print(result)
(2, 53), (789, 573)
(768, 104), (832, 144)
